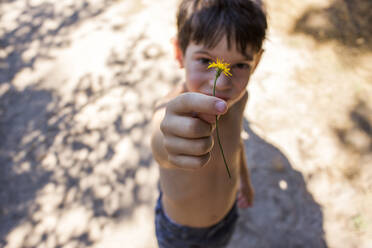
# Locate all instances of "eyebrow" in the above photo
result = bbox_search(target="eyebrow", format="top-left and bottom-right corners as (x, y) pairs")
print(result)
(194, 50), (253, 62)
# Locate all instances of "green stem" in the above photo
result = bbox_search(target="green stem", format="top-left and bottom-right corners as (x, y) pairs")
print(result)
(213, 71), (231, 179)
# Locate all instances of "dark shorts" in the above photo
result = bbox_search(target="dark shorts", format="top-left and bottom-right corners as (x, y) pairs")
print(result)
(155, 192), (239, 248)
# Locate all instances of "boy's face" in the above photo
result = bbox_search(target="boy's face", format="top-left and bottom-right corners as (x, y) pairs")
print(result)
(174, 36), (263, 108)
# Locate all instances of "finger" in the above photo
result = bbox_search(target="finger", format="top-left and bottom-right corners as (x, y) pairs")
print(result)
(238, 199), (249, 209)
(168, 153), (211, 170)
(161, 115), (212, 138)
(168, 92), (227, 116)
(237, 192), (243, 200)
(242, 203), (249, 208)
(239, 203), (248, 209)
(164, 135), (214, 156)
(194, 112), (218, 125)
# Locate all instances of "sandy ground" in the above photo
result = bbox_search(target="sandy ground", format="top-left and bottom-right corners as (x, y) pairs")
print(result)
(0, 0), (371, 247)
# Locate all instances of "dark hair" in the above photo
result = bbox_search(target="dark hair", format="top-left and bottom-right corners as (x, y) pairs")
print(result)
(176, 0), (267, 56)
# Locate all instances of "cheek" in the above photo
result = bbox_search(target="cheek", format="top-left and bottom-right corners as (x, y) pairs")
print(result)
(233, 78), (249, 93)
(232, 70), (251, 90)
(186, 69), (208, 91)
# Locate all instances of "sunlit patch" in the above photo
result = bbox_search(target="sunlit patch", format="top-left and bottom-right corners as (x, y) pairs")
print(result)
(55, 207), (91, 244)
(306, 12), (331, 31)
(279, 179), (288, 190)
(94, 205), (156, 247)
(15, 161), (31, 173)
(6, 223), (33, 248)
(94, 184), (111, 198)
(241, 130), (250, 140)
(135, 167), (149, 185)
(111, 137), (140, 168)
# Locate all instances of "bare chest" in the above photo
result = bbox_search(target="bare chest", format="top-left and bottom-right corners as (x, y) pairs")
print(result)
(208, 116), (242, 176)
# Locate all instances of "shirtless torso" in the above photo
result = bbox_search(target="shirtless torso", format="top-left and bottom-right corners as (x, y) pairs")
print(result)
(152, 83), (248, 227)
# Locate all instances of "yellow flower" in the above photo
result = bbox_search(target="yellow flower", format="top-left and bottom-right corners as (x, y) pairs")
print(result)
(208, 58), (232, 179)
(208, 58), (232, 77)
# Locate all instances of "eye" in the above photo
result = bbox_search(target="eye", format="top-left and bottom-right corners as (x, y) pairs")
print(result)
(198, 58), (212, 65)
(234, 63), (250, 70)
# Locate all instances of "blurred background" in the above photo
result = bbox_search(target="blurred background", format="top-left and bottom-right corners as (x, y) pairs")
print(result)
(0, 0), (371, 247)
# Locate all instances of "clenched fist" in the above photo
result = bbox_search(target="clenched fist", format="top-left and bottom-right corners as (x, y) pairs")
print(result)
(160, 92), (227, 170)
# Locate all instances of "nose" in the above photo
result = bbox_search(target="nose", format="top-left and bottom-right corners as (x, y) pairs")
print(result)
(210, 73), (231, 91)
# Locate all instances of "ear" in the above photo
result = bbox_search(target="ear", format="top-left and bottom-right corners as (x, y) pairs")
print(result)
(171, 37), (184, 68)
(251, 49), (264, 73)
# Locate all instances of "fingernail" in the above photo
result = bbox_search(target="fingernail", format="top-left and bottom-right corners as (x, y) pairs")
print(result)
(215, 101), (227, 113)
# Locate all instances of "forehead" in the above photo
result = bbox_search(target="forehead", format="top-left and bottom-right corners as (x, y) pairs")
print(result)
(187, 36), (255, 62)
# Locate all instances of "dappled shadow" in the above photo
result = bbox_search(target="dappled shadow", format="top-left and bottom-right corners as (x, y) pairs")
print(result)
(293, 0), (372, 52)
(0, 84), (54, 247)
(229, 119), (327, 248)
(0, 4), (179, 246)
(0, 0), (117, 85)
(333, 99), (372, 185)
(336, 100), (372, 155)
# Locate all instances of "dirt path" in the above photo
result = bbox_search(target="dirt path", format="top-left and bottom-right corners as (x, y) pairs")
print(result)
(0, 0), (371, 247)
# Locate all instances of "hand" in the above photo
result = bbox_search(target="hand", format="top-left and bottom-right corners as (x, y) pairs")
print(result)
(160, 92), (227, 170)
(237, 176), (254, 208)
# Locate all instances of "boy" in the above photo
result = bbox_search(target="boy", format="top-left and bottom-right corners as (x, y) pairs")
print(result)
(151, 0), (267, 247)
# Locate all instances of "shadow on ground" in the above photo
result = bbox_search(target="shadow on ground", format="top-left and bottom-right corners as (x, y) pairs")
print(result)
(0, 3), (179, 245)
(0, 0), (117, 85)
(229, 119), (327, 248)
(336, 100), (372, 155)
(0, 84), (55, 247)
(293, 0), (372, 52)
(0, 68), (149, 247)
(333, 99), (372, 186)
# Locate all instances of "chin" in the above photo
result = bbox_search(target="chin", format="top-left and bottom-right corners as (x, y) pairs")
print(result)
(227, 94), (244, 107)
(229, 95), (239, 103)
(227, 100), (236, 107)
